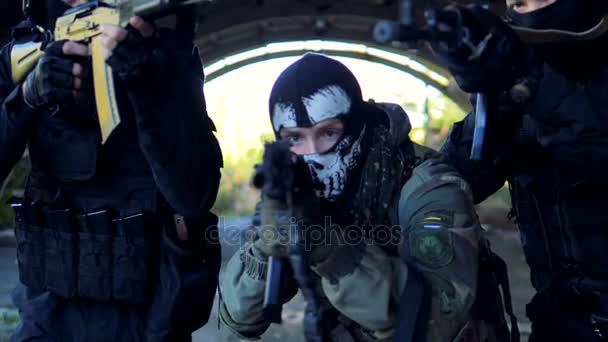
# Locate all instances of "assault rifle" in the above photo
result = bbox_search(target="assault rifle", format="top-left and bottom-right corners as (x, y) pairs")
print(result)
(252, 141), (331, 342)
(373, 0), (498, 161)
(11, 0), (211, 143)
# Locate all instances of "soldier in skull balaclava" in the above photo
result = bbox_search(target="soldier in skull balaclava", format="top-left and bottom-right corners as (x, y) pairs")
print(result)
(221, 53), (488, 342)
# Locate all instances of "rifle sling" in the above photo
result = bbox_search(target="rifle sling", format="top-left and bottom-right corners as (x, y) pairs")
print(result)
(395, 266), (430, 342)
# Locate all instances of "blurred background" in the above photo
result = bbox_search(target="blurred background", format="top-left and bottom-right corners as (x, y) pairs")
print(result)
(0, 1), (527, 341)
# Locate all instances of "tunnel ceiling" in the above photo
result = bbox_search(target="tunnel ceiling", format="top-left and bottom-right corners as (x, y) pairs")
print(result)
(195, 0), (479, 63)
(193, 0), (506, 108)
(0, 0), (507, 108)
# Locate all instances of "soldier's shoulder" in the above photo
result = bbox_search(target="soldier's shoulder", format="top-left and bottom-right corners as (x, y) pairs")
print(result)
(412, 142), (443, 164)
(400, 145), (471, 204)
(408, 143), (457, 181)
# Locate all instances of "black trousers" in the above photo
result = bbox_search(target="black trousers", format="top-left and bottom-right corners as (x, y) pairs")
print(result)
(10, 283), (192, 342)
(527, 291), (607, 342)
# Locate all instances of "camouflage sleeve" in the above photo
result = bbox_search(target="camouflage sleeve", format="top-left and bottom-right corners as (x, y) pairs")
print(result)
(219, 242), (298, 340)
(312, 244), (409, 339)
(398, 157), (482, 341)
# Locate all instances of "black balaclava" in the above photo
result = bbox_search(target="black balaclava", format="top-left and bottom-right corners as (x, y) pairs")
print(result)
(506, 0), (606, 33)
(268, 53), (373, 202)
(506, 0), (608, 77)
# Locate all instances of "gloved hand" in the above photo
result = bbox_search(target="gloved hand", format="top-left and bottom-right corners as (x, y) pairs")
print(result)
(254, 193), (341, 264)
(431, 4), (534, 93)
(101, 17), (166, 84)
(254, 194), (329, 261)
(254, 195), (295, 258)
(22, 40), (89, 109)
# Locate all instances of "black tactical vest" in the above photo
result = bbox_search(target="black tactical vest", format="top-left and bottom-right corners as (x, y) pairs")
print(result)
(17, 80), (163, 304)
(26, 82), (158, 215)
(509, 64), (608, 291)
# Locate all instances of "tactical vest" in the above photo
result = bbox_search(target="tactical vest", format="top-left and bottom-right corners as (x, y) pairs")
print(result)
(510, 64), (608, 291)
(13, 66), (163, 304)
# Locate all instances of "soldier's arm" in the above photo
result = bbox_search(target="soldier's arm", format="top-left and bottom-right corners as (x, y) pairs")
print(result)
(399, 158), (483, 341)
(126, 29), (222, 220)
(312, 244), (409, 340)
(441, 109), (512, 204)
(219, 242), (299, 340)
(115, 28), (225, 337)
(0, 43), (35, 184)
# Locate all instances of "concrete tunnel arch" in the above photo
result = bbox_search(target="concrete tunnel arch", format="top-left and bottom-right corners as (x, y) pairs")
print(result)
(191, 0), (489, 111)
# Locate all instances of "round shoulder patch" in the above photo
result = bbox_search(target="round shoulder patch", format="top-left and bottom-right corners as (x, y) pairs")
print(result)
(409, 224), (454, 269)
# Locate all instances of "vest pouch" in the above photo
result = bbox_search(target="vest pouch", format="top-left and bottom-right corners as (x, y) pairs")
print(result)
(12, 203), (45, 291)
(112, 213), (152, 304)
(42, 208), (77, 298)
(77, 210), (113, 301)
(31, 115), (99, 182)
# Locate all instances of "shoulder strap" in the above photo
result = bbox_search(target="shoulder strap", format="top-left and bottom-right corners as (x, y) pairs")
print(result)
(395, 266), (431, 342)
(475, 240), (521, 342)
(488, 245), (520, 342)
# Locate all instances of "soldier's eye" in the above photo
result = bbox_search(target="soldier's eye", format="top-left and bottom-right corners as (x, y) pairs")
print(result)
(286, 135), (303, 144)
(322, 129), (339, 139)
(319, 127), (343, 141)
(508, 0), (524, 9)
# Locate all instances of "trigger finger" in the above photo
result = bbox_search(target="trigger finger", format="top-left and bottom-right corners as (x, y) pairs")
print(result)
(63, 41), (90, 57)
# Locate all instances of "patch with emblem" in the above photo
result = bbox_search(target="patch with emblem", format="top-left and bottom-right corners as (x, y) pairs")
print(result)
(409, 221), (454, 269)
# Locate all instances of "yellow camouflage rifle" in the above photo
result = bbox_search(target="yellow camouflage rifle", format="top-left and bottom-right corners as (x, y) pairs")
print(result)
(11, 0), (210, 143)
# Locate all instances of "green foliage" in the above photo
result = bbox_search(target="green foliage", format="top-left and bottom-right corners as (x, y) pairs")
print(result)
(0, 308), (19, 341)
(414, 88), (467, 151)
(0, 159), (28, 229)
(0, 310), (19, 326)
(212, 134), (274, 217)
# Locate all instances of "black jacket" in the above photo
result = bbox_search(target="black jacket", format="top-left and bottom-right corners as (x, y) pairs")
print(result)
(442, 61), (608, 292)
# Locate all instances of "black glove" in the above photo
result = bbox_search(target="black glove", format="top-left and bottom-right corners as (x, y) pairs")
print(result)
(432, 5), (534, 93)
(106, 26), (168, 84)
(22, 40), (77, 109)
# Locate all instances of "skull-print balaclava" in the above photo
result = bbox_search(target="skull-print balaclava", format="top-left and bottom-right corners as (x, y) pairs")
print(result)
(269, 53), (369, 202)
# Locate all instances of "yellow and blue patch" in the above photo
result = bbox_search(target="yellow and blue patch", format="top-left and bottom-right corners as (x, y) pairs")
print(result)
(408, 210), (455, 269)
